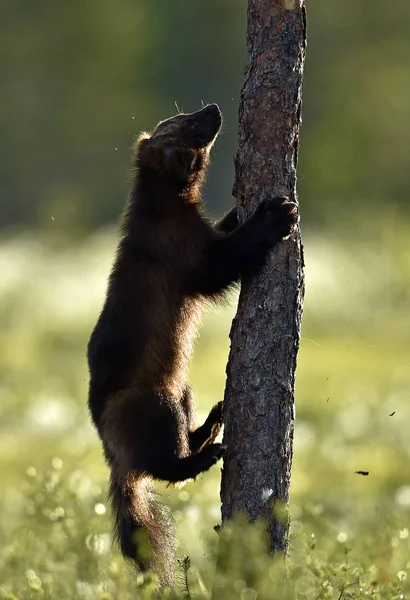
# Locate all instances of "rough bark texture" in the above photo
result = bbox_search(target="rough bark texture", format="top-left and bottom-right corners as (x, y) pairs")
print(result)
(220, 0), (307, 554)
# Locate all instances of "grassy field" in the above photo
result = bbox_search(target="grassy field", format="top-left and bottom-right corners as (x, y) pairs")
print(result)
(1, 225), (410, 599)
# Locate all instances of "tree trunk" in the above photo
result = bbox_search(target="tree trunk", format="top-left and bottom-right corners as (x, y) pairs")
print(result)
(220, 0), (307, 554)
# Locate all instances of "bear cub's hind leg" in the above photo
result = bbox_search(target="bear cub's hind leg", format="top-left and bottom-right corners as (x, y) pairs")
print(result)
(189, 402), (224, 453)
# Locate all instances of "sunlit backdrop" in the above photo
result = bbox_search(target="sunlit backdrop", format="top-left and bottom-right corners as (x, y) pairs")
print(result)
(1, 1), (410, 598)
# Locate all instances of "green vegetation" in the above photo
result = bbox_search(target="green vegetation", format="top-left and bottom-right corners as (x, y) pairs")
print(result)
(1, 227), (409, 598)
(2, 1), (410, 230)
(2, 1), (410, 596)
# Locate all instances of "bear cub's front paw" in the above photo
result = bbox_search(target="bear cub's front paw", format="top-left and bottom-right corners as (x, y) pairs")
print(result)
(257, 196), (299, 239)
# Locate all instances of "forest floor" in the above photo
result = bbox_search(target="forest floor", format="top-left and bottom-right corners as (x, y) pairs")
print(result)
(1, 228), (409, 599)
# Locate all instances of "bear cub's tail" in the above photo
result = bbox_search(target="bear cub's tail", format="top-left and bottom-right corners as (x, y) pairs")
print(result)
(109, 470), (175, 585)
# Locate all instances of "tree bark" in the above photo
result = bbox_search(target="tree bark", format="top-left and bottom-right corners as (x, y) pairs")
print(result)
(220, 0), (306, 554)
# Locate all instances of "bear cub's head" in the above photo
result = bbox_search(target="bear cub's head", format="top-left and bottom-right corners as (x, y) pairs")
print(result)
(136, 104), (222, 186)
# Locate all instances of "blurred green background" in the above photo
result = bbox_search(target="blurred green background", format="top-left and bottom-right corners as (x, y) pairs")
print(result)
(1, 1), (410, 598)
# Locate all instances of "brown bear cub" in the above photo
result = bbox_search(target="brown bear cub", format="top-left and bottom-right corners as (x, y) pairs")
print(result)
(87, 103), (298, 584)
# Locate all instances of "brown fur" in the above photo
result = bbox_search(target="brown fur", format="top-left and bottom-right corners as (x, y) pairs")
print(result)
(87, 104), (298, 585)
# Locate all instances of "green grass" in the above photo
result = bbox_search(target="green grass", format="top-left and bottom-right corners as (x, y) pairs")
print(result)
(1, 228), (410, 598)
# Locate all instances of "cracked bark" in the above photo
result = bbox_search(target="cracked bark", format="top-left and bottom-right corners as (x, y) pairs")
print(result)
(220, 0), (307, 554)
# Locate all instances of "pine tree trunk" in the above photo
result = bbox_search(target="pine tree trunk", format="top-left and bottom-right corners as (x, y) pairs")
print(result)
(220, 0), (307, 554)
